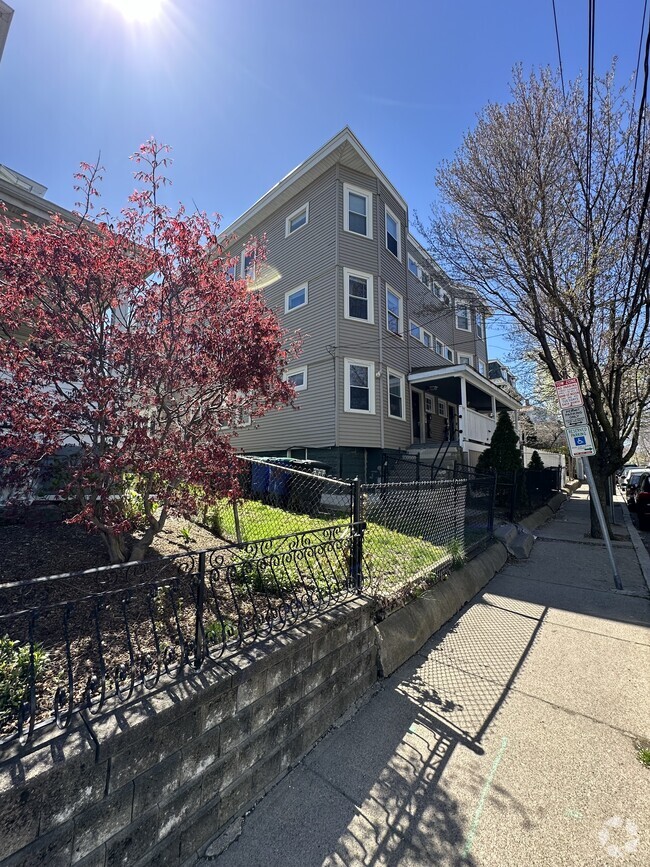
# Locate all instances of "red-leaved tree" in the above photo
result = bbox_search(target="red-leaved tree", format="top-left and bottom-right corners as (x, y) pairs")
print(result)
(0, 140), (296, 563)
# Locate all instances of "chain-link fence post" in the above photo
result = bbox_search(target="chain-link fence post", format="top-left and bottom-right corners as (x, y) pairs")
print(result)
(416, 453), (421, 482)
(488, 471), (497, 533)
(351, 477), (363, 590)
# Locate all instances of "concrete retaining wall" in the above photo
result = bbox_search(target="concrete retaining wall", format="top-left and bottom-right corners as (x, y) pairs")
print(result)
(0, 599), (377, 866)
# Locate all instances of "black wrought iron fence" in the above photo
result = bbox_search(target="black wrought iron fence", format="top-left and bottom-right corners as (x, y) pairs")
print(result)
(380, 453), (450, 483)
(0, 523), (361, 751)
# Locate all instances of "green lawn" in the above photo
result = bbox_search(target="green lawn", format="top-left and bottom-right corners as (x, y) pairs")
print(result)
(203, 498), (449, 598)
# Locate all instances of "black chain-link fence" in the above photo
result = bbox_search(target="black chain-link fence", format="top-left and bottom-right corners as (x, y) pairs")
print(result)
(380, 452), (452, 483)
(453, 462), (561, 522)
(199, 456), (353, 544)
(360, 477), (494, 602)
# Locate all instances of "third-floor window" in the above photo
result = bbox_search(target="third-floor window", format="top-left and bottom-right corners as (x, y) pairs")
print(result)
(344, 183), (373, 238)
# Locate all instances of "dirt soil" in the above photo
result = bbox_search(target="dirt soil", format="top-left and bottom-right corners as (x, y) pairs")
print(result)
(0, 511), (227, 583)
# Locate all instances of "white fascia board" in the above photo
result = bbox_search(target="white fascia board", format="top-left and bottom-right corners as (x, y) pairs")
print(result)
(408, 364), (522, 410)
(219, 127), (408, 241)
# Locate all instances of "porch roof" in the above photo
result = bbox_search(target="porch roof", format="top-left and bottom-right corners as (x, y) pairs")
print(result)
(408, 364), (522, 412)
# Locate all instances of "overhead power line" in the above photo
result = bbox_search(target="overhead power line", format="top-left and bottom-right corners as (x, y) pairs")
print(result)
(551, 0), (566, 97)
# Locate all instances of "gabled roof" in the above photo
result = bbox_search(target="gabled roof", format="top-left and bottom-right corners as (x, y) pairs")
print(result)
(219, 126), (408, 241)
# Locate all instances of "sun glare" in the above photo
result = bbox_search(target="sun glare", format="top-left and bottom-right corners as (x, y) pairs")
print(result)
(105, 0), (165, 23)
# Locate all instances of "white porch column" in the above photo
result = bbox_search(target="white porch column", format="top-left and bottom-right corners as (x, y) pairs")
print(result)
(458, 376), (467, 450)
(491, 394), (497, 418)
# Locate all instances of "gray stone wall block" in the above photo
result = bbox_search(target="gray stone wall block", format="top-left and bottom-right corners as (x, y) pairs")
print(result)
(72, 782), (134, 862)
(109, 710), (199, 793)
(180, 723), (221, 787)
(218, 706), (252, 754)
(250, 674), (301, 731)
(199, 684), (236, 734)
(132, 751), (183, 817)
(178, 796), (220, 862)
(105, 805), (159, 867)
(157, 778), (203, 844)
(0, 780), (42, 860)
(217, 776), (252, 828)
(265, 654), (294, 691)
(251, 749), (282, 796)
(2, 819), (75, 867)
(201, 753), (233, 804)
(235, 668), (268, 711)
(133, 833), (181, 867)
(40, 755), (109, 835)
(311, 621), (349, 663)
(301, 647), (340, 694)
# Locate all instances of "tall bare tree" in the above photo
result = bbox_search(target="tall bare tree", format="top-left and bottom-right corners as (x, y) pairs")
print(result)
(419, 65), (650, 534)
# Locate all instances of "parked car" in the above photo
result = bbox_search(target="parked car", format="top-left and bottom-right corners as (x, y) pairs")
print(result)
(634, 472), (650, 530)
(620, 465), (641, 491)
(625, 469), (650, 510)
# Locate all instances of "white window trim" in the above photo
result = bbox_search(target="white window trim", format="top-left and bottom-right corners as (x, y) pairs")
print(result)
(445, 347), (455, 362)
(285, 365), (308, 392)
(478, 359), (486, 376)
(284, 283), (308, 314)
(475, 312), (484, 338)
(343, 182), (373, 239)
(344, 358), (375, 415)
(425, 395), (435, 413)
(385, 285), (403, 337)
(438, 399), (447, 417)
(422, 330), (433, 349)
(344, 268), (374, 324)
(409, 320), (421, 341)
(457, 353), (474, 366)
(285, 202), (309, 237)
(409, 320), (433, 348)
(386, 369), (406, 421)
(384, 205), (401, 260)
(455, 301), (472, 332)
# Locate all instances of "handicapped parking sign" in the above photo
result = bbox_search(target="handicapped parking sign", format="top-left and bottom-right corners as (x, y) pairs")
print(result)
(565, 424), (596, 457)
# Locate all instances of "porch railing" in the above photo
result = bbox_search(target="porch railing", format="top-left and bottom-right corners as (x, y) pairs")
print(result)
(463, 407), (496, 444)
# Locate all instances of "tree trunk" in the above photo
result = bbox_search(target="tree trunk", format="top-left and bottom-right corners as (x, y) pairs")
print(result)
(103, 531), (129, 565)
(588, 458), (611, 539)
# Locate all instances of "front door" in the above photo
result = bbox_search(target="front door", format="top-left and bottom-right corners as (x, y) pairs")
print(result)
(411, 390), (422, 442)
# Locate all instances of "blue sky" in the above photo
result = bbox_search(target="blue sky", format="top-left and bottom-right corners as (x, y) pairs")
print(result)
(0, 0), (646, 359)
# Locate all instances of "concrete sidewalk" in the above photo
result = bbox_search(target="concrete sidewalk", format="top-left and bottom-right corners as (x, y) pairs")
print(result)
(204, 489), (650, 867)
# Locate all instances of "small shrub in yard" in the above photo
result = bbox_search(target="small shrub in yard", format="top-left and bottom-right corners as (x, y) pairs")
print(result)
(205, 618), (237, 645)
(446, 538), (465, 569)
(0, 636), (49, 726)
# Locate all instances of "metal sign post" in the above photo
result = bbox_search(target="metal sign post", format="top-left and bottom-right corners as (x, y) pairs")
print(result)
(554, 379), (622, 590)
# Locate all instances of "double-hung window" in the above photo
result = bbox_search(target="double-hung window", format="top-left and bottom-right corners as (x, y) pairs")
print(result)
(241, 249), (256, 281)
(344, 183), (373, 238)
(478, 359), (486, 376)
(408, 255), (420, 279)
(386, 287), (403, 336)
(344, 269), (374, 323)
(455, 303), (471, 331)
(285, 203), (309, 237)
(285, 283), (308, 313)
(410, 321), (421, 341)
(344, 359), (375, 414)
(385, 207), (401, 259)
(387, 370), (405, 420)
(286, 366), (308, 391)
(458, 353), (473, 366)
(475, 312), (484, 338)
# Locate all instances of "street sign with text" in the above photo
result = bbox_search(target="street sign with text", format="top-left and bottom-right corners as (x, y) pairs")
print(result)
(554, 378), (584, 409)
(562, 405), (588, 427)
(565, 424), (596, 457)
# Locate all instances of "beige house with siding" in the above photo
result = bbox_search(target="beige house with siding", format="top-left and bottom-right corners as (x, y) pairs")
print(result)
(220, 128), (520, 480)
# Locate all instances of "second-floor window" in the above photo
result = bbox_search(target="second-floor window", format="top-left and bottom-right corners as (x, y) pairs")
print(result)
(478, 359), (486, 376)
(455, 303), (471, 331)
(386, 287), (403, 336)
(387, 370), (405, 420)
(286, 366), (308, 391)
(285, 203), (309, 236)
(285, 284), (308, 313)
(458, 353), (473, 366)
(385, 207), (401, 259)
(344, 183), (373, 238)
(241, 249), (256, 281)
(410, 321), (432, 347)
(344, 269), (374, 323)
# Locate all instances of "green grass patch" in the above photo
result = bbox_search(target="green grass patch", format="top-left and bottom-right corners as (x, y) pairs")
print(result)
(204, 498), (448, 598)
(637, 746), (650, 768)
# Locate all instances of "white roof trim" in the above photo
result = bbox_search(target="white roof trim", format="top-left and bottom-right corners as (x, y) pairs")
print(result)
(220, 126), (408, 239)
(408, 364), (522, 410)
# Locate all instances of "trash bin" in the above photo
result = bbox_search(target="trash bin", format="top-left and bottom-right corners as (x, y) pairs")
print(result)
(286, 460), (329, 516)
(250, 461), (271, 499)
(268, 460), (293, 507)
